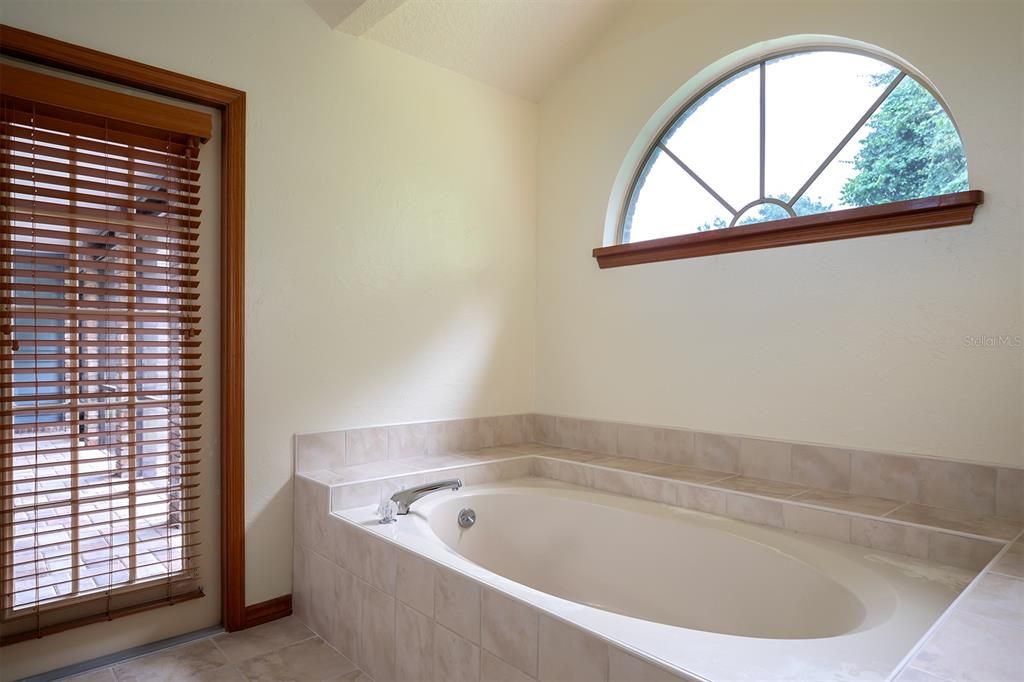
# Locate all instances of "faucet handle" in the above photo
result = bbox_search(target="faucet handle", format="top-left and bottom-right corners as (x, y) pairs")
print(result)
(377, 496), (398, 524)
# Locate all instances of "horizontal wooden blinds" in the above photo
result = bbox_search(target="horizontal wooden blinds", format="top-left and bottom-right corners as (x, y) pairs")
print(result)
(0, 65), (211, 645)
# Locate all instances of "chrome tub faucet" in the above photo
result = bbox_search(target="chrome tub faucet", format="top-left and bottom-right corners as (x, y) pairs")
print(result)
(379, 478), (462, 523)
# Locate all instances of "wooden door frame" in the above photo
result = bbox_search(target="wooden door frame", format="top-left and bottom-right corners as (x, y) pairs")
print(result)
(0, 24), (273, 631)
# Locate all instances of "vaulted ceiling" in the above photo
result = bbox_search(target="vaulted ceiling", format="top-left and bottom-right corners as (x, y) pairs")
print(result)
(306, 0), (623, 101)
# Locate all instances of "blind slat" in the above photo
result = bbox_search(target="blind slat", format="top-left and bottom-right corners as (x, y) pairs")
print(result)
(2, 72), (206, 639)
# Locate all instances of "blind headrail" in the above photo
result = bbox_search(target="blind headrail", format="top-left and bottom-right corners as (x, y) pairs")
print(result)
(0, 63), (212, 141)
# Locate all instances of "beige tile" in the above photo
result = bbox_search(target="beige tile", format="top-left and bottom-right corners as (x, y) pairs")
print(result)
(294, 476), (330, 550)
(292, 545), (314, 629)
(303, 468), (357, 486)
(397, 549), (435, 617)
(497, 443), (561, 455)
(693, 433), (739, 473)
(396, 602), (434, 682)
(345, 427), (388, 465)
(538, 616), (607, 682)
(113, 640), (229, 682)
(531, 458), (560, 479)
(591, 468), (634, 496)
(533, 415), (557, 446)
(542, 449), (607, 464)
(64, 668), (118, 682)
(792, 488), (903, 516)
(616, 424), (657, 461)
(236, 637), (356, 681)
(617, 425), (693, 465)
(996, 467), (1024, 520)
(359, 583), (396, 682)
(675, 484), (728, 516)
(556, 418), (618, 455)
(927, 533), (1001, 571)
(783, 505), (852, 543)
(959, 572), (1024, 628)
(737, 438), (792, 483)
(324, 561), (362, 663)
(712, 475), (806, 499)
(296, 431), (346, 473)
(724, 494), (784, 528)
(595, 457), (668, 474)
(992, 540), (1024, 578)
(647, 463), (731, 485)
(628, 476), (678, 506)
(522, 414), (536, 444)
(337, 672), (373, 682)
(181, 666), (245, 681)
(298, 549), (360, 661)
(608, 647), (682, 682)
(893, 666), (949, 682)
(326, 515), (370, 579)
(913, 611), (1024, 682)
(388, 422), (432, 460)
(447, 418), (491, 453)
(554, 461), (595, 488)
(790, 444), (851, 491)
(915, 459), (996, 516)
(434, 624), (481, 682)
(850, 518), (929, 559)
(489, 415), (525, 447)
(463, 459), (531, 485)
(850, 451), (920, 503)
(435, 567), (481, 644)
(481, 589), (538, 678)
(332, 481), (382, 511)
(350, 460), (424, 480)
(363, 532), (399, 594)
(212, 616), (313, 665)
(886, 504), (1022, 540)
(482, 651), (535, 682)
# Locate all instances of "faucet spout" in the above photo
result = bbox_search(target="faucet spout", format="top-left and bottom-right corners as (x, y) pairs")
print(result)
(390, 478), (462, 516)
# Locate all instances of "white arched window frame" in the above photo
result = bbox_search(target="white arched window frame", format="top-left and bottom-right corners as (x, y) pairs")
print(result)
(594, 44), (984, 268)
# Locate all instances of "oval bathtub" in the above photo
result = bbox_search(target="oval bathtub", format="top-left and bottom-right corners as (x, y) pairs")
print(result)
(339, 477), (972, 681)
(423, 485), (868, 639)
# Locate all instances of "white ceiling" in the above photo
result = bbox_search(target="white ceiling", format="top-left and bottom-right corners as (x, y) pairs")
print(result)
(307, 0), (623, 101)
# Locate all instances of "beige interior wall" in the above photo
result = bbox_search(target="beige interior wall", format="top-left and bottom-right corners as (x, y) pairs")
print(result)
(535, 0), (1024, 467)
(0, 0), (536, 676)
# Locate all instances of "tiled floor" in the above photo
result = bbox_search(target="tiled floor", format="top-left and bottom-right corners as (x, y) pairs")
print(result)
(62, 617), (371, 682)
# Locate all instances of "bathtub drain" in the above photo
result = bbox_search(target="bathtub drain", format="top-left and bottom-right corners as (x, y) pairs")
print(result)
(458, 508), (476, 529)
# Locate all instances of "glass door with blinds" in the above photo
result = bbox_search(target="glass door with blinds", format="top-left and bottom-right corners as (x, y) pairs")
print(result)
(0, 64), (212, 643)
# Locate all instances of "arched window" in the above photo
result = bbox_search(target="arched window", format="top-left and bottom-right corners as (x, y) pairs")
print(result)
(595, 47), (983, 268)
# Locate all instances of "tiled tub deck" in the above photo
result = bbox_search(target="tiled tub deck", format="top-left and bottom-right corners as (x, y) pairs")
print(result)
(294, 440), (1023, 681)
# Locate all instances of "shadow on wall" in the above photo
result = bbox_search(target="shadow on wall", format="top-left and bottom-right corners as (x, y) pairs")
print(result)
(250, 263), (532, 604)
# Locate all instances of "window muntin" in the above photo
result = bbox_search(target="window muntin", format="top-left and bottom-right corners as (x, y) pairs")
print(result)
(621, 50), (968, 244)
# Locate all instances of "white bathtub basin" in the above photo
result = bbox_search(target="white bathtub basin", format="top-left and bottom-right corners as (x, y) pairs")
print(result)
(425, 484), (867, 639)
(339, 478), (975, 681)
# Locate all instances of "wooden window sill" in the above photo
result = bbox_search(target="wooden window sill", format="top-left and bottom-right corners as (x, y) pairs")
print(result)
(593, 191), (984, 268)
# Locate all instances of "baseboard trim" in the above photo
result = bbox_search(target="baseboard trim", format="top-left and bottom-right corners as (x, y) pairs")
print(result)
(242, 594), (292, 628)
(24, 625), (224, 682)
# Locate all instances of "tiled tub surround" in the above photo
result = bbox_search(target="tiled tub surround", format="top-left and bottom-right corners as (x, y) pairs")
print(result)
(893, 538), (1024, 682)
(296, 414), (1024, 524)
(294, 450), (1021, 681)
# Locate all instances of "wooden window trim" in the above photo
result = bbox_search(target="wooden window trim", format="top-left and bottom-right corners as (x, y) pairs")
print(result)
(0, 25), (280, 632)
(593, 190), (984, 268)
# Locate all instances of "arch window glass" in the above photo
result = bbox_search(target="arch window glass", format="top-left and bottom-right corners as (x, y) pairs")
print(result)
(619, 49), (972, 247)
